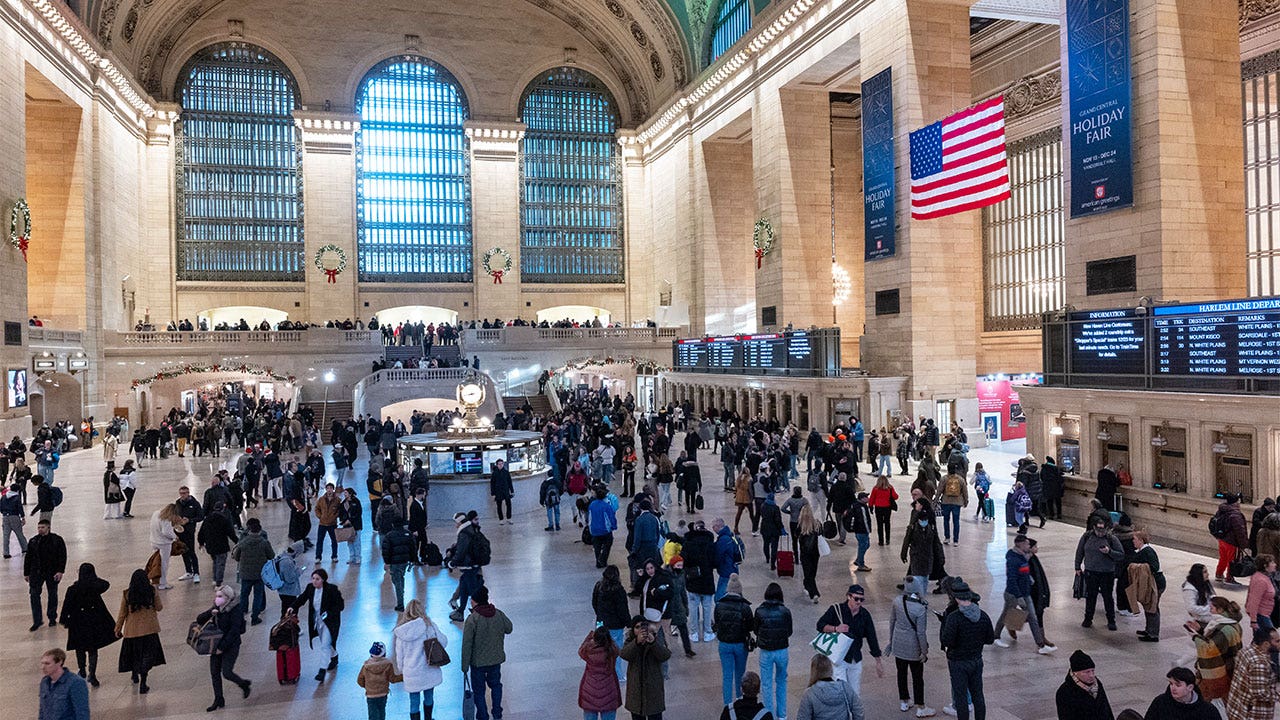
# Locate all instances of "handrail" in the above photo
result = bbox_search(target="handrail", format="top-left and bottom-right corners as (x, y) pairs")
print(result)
(112, 329), (378, 346)
(28, 328), (84, 344)
(462, 326), (685, 347)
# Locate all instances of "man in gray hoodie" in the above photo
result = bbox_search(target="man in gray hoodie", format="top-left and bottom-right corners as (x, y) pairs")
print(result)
(1073, 516), (1125, 631)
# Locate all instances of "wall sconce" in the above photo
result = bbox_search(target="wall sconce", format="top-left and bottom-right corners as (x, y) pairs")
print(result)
(1151, 422), (1169, 447)
(1049, 412), (1068, 436)
(1097, 419), (1112, 442)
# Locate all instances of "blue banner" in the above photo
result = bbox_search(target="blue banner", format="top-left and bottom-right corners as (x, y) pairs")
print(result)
(861, 67), (895, 261)
(1065, 0), (1133, 217)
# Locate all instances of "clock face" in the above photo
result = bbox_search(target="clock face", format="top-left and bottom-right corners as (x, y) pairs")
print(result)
(460, 384), (483, 404)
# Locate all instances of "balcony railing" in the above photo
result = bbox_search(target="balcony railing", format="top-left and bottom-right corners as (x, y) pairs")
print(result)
(28, 328), (85, 345)
(462, 326), (681, 348)
(107, 328), (380, 350)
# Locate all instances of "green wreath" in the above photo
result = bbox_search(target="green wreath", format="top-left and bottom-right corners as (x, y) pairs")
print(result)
(482, 247), (513, 284)
(9, 198), (30, 262)
(752, 218), (775, 268)
(314, 244), (347, 283)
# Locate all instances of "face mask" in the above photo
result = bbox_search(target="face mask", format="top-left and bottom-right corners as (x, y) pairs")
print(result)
(918, 520), (929, 527)
(214, 596), (227, 607)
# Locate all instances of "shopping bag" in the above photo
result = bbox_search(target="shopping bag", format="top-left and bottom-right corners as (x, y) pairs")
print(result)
(1003, 605), (1028, 631)
(817, 535), (832, 557)
(1072, 573), (1085, 600)
(811, 624), (853, 662)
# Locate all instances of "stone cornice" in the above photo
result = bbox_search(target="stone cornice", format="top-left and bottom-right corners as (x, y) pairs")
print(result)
(1242, 0), (1280, 30)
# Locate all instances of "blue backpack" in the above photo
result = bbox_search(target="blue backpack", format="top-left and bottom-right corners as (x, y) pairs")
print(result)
(260, 556), (284, 590)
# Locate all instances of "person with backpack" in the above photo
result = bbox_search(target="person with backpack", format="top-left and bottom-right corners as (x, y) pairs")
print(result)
(265, 544), (304, 618)
(588, 486), (618, 569)
(1210, 493), (1249, 584)
(29, 475), (61, 525)
(540, 475), (562, 532)
(972, 465), (991, 522)
(449, 511), (489, 622)
(381, 519), (416, 613)
(937, 472), (969, 545)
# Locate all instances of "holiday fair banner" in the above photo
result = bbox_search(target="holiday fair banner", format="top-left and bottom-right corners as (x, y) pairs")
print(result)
(1065, 0), (1133, 217)
(861, 67), (895, 261)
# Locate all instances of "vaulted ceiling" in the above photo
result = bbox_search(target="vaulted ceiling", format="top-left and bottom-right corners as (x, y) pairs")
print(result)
(79, 0), (701, 122)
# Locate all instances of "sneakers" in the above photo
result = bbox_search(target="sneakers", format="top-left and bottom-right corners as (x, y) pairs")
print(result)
(916, 708), (937, 718)
(1037, 644), (1058, 655)
(177, 573), (192, 581)
(192, 574), (201, 584)
(901, 701), (912, 712)
(1117, 610), (1139, 618)
(994, 638), (1011, 648)
(942, 706), (957, 717)
(702, 632), (715, 642)
(690, 633), (699, 643)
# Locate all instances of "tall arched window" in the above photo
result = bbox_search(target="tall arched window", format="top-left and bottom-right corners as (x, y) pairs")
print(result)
(356, 58), (471, 281)
(176, 43), (302, 281)
(707, 0), (751, 65)
(519, 68), (623, 283)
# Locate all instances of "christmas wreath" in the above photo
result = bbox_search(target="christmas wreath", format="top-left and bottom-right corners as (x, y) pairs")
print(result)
(752, 218), (775, 269)
(9, 198), (30, 263)
(482, 247), (513, 284)
(313, 244), (347, 283)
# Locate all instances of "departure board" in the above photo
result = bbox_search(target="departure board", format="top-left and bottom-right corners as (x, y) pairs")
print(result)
(742, 333), (788, 370)
(1068, 309), (1146, 375)
(706, 337), (741, 371)
(675, 339), (708, 369)
(1153, 298), (1280, 377)
(670, 329), (841, 376)
(787, 332), (814, 369)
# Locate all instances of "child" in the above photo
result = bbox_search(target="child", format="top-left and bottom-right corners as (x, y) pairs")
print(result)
(357, 642), (400, 720)
(973, 463), (991, 522)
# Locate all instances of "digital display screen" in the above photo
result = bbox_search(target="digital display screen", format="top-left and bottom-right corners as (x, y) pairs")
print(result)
(453, 452), (483, 474)
(675, 340), (708, 370)
(483, 449), (508, 471)
(1068, 309), (1145, 375)
(742, 334), (787, 370)
(671, 329), (838, 376)
(787, 332), (813, 369)
(706, 337), (740, 372)
(7, 369), (27, 409)
(429, 452), (454, 475)
(1152, 298), (1280, 377)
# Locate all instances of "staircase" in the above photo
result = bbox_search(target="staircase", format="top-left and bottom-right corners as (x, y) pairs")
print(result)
(383, 345), (423, 365)
(501, 394), (552, 417)
(300, 400), (355, 427)
(427, 344), (461, 365)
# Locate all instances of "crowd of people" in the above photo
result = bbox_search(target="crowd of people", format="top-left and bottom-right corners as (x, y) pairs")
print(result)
(13, 383), (1279, 720)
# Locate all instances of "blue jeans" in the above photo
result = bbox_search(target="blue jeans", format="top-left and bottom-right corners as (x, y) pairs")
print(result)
(546, 505), (561, 528)
(39, 464), (54, 485)
(470, 664), (503, 720)
(315, 524), (337, 560)
(941, 504), (961, 542)
(723, 462), (735, 488)
(689, 592), (714, 635)
(601, 466), (614, 485)
(458, 568), (483, 613)
(878, 456), (893, 476)
(609, 628), (626, 681)
(367, 696), (386, 720)
(718, 641), (747, 705)
(948, 656), (986, 720)
(715, 575), (731, 600)
(583, 712), (616, 720)
(409, 687), (434, 713)
(759, 648), (789, 719)
(388, 562), (407, 608)
(855, 533), (871, 567)
(239, 578), (266, 620)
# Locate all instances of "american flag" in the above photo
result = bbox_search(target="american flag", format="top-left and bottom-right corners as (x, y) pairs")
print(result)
(908, 95), (1010, 220)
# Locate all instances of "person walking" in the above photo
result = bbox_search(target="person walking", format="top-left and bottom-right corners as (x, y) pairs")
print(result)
(797, 505), (823, 603)
(993, 534), (1057, 655)
(593, 565), (632, 682)
(450, 511), (489, 622)
(38, 648), (90, 720)
(620, 615), (671, 720)
(290, 568), (345, 682)
(713, 518), (743, 600)
(1189, 597), (1243, 703)
(313, 483), (343, 563)
(714, 574), (754, 706)
(589, 486), (618, 568)
(1, 482), (26, 558)
(381, 519), (416, 612)
(118, 460), (137, 518)
(1128, 530), (1166, 643)
(114, 569), (165, 693)
(341, 488), (363, 564)
(781, 486), (808, 555)
(1227, 624), (1280, 720)
(938, 579), (994, 720)
(195, 585), (252, 711)
(579, 627), (623, 720)
(58, 563), (117, 687)
(753, 582), (792, 720)
(25, 518), (66, 631)
(273, 544), (304, 617)
(901, 499), (944, 589)
(848, 492), (873, 574)
(1210, 493), (1249, 585)
(868, 476), (898, 547)
(1073, 515), (1125, 631)
(1053, 651), (1113, 720)
(460, 586), (513, 720)
(759, 495), (785, 570)
(357, 642), (398, 720)
(392, 599), (447, 720)
(816, 584), (883, 692)
(682, 519), (718, 643)
(540, 475), (562, 532)
(887, 577), (934, 717)
(231, 517), (274, 625)
(936, 472), (968, 546)
(197, 501), (239, 586)
(733, 469), (755, 536)
(794, 654), (863, 720)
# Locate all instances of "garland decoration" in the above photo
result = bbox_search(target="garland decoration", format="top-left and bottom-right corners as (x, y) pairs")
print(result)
(9, 198), (30, 263)
(313, 244), (347, 283)
(752, 218), (775, 269)
(482, 247), (513, 284)
(554, 355), (670, 375)
(131, 363), (295, 389)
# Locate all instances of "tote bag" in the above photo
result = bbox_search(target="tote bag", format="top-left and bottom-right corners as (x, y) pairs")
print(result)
(810, 605), (853, 661)
(817, 535), (832, 557)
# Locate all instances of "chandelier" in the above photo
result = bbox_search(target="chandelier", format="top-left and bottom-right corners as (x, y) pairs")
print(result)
(831, 263), (852, 305)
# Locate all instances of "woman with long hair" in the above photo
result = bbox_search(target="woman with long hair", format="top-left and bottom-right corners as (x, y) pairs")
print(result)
(392, 599), (446, 719)
(578, 626), (623, 720)
(733, 468), (755, 535)
(114, 568), (165, 693)
(796, 654), (863, 719)
(118, 459), (138, 518)
(1183, 563), (1215, 626)
(194, 585), (251, 711)
(1189, 596), (1243, 702)
(148, 504), (180, 589)
(797, 504), (822, 603)
(592, 565), (631, 682)
(868, 475), (899, 546)
(59, 562), (117, 687)
(290, 568), (345, 683)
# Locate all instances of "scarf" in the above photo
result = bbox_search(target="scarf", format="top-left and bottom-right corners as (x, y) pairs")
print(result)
(1072, 673), (1099, 699)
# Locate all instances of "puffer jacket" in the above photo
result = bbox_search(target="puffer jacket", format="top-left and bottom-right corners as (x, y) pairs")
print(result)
(795, 679), (864, 720)
(680, 528), (717, 596)
(1256, 513), (1280, 561)
(578, 634), (622, 713)
(713, 593), (754, 644)
(381, 526), (416, 565)
(753, 599), (792, 651)
(886, 578), (929, 661)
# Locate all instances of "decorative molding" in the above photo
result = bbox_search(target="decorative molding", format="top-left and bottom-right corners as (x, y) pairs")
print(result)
(464, 121), (527, 158)
(1000, 67), (1061, 121)
(1242, 0), (1280, 30)
(970, 0), (1059, 25)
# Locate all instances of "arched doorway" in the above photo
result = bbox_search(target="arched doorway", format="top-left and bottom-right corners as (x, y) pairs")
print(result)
(29, 372), (82, 429)
(197, 306), (289, 330)
(373, 305), (459, 327)
(536, 305), (611, 326)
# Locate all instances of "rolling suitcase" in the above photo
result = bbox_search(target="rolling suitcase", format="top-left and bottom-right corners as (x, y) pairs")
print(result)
(1004, 493), (1017, 527)
(775, 550), (795, 577)
(982, 497), (996, 521)
(276, 645), (300, 684)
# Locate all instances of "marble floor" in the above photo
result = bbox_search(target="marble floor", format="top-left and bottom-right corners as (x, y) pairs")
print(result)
(0, 435), (1240, 720)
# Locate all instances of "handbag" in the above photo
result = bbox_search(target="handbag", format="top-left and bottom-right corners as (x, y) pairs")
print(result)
(171, 539), (188, 557)
(1072, 573), (1085, 600)
(187, 616), (224, 655)
(822, 512), (838, 540)
(334, 526), (356, 543)
(695, 494), (704, 511)
(810, 605), (854, 661)
(424, 636), (451, 667)
(1231, 549), (1257, 579)
(1003, 605), (1028, 631)
(817, 535), (832, 557)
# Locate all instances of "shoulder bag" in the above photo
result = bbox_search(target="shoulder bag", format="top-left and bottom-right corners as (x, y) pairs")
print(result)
(424, 635), (451, 667)
(810, 603), (854, 661)
(187, 616), (223, 655)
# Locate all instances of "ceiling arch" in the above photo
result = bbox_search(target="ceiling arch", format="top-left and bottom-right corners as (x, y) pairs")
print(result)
(84, 0), (692, 124)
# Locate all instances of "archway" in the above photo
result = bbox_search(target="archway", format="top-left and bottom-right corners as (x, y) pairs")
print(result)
(29, 372), (82, 430)
(536, 305), (611, 326)
(197, 306), (289, 329)
(373, 306), (459, 327)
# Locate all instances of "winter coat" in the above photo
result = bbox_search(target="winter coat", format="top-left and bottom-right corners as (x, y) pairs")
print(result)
(641, 568), (675, 621)
(886, 579), (929, 662)
(114, 590), (163, 639)
(937, 473), (969, 507)
(667, 569), (689, 625)
(392, 617), (447, 693)
(868, 484), (897, 509)
(1214, 503), (1250, 549)
(59, 577), (118, 651)
(593, 580), (631, 630)
(680, 527), (717, 596)
(901, 520), (945, 580)
(794, 679), (863, 720)
(1017, 462), (1043, 501)
(620, 636), (670, 716)
(578, 635), (623, 713)
(1143, 688), (1223, 720)
(1256, 514), (1280, 561)
(714, 526), (743, 579)
(1054, 674), (1114, 720)
(291, 582), (344, 647)
(381, 526), (416, 565)
(759, 500), (784, 538)
(734, 474), (752, 505)
(939, 604), (994, 660)
(460, 605), (513, 670)
(713, 593), (754, 644)
(1193, 614), (1243, 700)
(197, 510), (237, 556)
(1040, 461), (1064, 500)
(1183, 581), (1215, 625)
(490, 466), (514, 499)
(1074, 530), (1124, 574)
(195, 602), (246, 653)
(753, 599), (793, 651)
(232, 531), (275, 581)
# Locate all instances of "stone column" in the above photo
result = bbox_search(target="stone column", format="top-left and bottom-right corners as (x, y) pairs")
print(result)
(1061, 0), (1245, 305)
(143, 105), (180, 324)
(859, 0), (980, 423)
(296, 112), (359, 322)
(465, 122), (526, 320)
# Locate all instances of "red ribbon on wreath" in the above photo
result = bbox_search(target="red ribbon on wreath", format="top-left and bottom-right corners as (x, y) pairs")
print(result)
(490, 269), (504, 284)
(755, 247), (764, 269)
(17, 235), (27, 263)
(324, 268), (339, 283)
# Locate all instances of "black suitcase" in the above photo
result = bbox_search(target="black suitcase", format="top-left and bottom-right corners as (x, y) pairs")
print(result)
(1005, 493), (1017, 527)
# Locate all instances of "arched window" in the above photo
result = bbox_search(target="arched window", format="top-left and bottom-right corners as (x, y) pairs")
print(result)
(707, 0), (751, 65)
(176, 43), (302, 281)
(519, 68), (623, 283)
(356, 58), (471, 281)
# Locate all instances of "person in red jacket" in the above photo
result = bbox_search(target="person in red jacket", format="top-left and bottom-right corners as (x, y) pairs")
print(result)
(578, 627), (623, 720)
(867, 476), (899, 546)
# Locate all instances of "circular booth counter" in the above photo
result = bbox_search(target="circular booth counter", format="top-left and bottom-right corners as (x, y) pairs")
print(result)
(397, 430), (548, 523)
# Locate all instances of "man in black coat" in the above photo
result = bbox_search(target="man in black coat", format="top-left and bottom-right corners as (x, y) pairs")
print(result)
(679, 520), (717, 641)
(380, 519), (416, 612)
(198, 502), (240, 585)
(1095, 464), (1120, 512)
(175, 486), (204, 583)
(408, 489), (429, 565)
(23, 519), (66, 631)
(1054, 650), (1114, 720)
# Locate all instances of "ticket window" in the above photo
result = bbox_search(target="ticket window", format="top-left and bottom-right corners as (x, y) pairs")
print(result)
(1151, 426), (1187, 494)
(1214, 432), (1254, 503)
(1054, 417), (1081, 475)
(1097, 422), (1130, 487)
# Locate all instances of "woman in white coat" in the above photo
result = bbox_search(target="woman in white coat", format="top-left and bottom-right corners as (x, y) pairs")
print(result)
(149, 503), (179, 589)
(393, 599), (447, 720)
